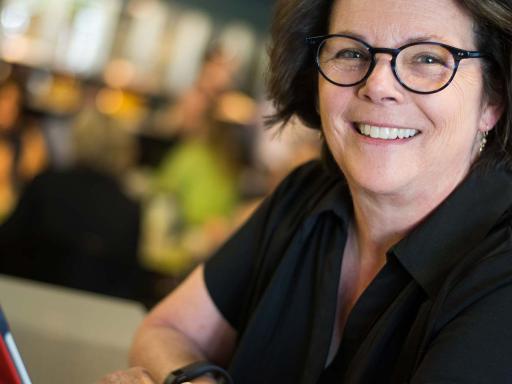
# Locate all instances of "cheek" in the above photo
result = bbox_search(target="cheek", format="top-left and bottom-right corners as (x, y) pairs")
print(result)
(421, 80), (481, 138)
(318, 81), (352, 131)
(446, 72), (485, 125)
(418, 82), (484, 169)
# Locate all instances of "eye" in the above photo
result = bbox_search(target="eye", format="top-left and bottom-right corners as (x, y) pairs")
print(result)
(412, 53), (446, 66)
(334, 49), (368, 60)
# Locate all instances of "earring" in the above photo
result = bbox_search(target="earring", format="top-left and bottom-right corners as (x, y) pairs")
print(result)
(479, 130), (488, 153)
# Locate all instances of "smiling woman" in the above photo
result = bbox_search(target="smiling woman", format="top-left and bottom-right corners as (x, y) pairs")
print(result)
(321, 0), (498, 199)
(98, 1), (512, 384)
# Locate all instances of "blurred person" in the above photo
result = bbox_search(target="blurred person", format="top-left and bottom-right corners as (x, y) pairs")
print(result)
(141, 48), (250, 273)
(136, 46), (242, 191)
(0, 108), (151, 304)
(154, 46), (239, 140)
(0, 76), (48, 218)
(144, 115), (244, 274)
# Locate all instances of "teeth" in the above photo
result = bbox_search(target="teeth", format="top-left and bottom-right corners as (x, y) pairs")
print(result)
(390, 128), (398, 139)
(357, 124), (418, 140)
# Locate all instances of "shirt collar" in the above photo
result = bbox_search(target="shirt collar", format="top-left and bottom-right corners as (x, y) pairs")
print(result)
(308, 174), (353, 224)
(392, 166), (512, 298)
(307, 163), (512, 299)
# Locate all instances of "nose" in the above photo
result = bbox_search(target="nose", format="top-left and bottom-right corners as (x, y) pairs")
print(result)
(357, 54), (405, 104)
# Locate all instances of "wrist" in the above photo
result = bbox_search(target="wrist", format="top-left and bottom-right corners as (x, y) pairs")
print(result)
(163, 361), (232, 384)
(188, 376), (217, 384)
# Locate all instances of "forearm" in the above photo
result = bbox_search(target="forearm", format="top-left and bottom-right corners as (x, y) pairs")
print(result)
(129, 324), (214, 383)
(129, 264), (236, 384)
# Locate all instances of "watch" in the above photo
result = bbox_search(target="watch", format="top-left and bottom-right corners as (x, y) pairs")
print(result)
(163, 361), (233, 384)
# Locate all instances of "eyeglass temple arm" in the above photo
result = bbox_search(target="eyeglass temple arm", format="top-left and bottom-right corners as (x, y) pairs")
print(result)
(457, 50), (486, 59)
(306, 36), (324, 45)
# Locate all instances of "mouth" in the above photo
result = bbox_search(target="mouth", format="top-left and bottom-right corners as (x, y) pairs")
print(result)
(354, 123), (420, 140)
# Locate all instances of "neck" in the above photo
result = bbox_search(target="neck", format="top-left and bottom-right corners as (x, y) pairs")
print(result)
(350, 196), (416, 266)
(348, 175), (465, 265)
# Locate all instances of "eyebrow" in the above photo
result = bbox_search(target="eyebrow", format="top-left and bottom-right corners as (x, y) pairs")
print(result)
(331, 30), (451, 46)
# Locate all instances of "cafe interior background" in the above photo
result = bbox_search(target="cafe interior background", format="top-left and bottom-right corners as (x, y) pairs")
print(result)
(0, 0), (321, 308)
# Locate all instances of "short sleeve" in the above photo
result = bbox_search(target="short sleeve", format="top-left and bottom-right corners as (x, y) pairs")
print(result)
(203, 160), (330, 329)
(204, 195), (272, 329)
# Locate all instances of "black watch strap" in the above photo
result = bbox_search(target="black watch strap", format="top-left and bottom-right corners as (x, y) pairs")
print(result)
(163, 361), (233, 384)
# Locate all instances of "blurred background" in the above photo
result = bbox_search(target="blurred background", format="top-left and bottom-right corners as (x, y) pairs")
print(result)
(0, 0), (321, 309)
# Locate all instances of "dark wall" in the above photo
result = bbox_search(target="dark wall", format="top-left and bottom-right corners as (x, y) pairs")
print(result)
(171, 0), (274, 34)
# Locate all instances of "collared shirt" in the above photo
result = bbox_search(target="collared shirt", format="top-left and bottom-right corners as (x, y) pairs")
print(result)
(204, 160), (512, 383)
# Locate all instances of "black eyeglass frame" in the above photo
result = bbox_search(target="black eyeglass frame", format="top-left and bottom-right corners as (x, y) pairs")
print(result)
(306, 34), (486, 94)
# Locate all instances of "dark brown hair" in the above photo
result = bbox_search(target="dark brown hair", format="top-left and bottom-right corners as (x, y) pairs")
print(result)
(266, 0), (512, 170)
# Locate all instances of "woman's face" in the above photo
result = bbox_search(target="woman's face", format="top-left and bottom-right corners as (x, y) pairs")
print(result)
(319, 0), (501, 200)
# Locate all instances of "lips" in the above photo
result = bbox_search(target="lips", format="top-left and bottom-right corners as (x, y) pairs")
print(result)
(355, 123), (420, 140)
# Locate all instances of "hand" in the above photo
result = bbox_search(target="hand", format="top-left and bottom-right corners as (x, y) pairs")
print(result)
(97, 367), (156, 384)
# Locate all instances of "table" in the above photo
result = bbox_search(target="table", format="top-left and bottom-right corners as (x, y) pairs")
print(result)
(0, 274), (146, 384)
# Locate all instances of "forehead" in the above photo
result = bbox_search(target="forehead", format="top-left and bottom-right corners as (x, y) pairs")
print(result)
(329, 0), (476, 48)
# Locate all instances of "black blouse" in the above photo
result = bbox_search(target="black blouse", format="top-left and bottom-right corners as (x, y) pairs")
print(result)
(204, 160), (512, 383)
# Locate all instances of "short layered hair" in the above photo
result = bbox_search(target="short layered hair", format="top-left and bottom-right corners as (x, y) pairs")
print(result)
(267, 0), (512, 170)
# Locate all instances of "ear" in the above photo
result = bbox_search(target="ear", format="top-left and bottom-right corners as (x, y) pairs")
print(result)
(479, 101), (503, 133)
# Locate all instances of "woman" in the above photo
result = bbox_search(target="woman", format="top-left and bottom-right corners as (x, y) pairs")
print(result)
(100, 0), (512, 383)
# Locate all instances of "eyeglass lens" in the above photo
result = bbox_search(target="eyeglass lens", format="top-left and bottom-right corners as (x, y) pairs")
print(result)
(317, 36), (457, 93)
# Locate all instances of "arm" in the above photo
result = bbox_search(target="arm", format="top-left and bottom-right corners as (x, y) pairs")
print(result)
(129, 264), (237, 384)
(99, 162), (322, 384)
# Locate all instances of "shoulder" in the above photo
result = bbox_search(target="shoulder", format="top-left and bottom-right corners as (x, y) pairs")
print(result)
(203, 160), (344, 327)
(274, 159), (333, 191)
(411, 228), (512, 382)
(265, 159), (340, 217)
(434, 224), (512, 330)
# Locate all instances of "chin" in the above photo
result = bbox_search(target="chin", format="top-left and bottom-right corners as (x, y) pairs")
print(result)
(340, 160), (418, 197)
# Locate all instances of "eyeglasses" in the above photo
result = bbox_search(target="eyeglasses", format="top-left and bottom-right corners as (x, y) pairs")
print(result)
(306, 34), (486, 94)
